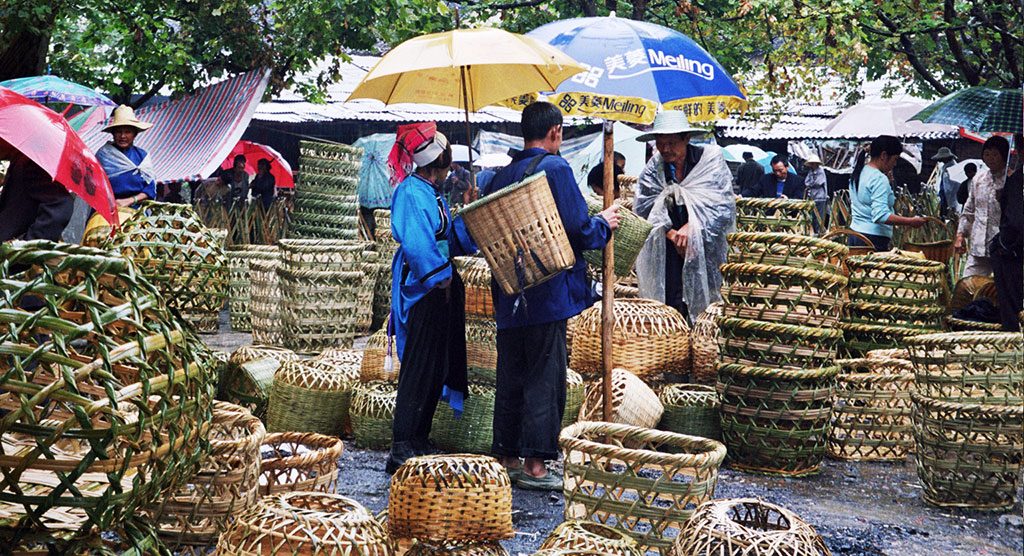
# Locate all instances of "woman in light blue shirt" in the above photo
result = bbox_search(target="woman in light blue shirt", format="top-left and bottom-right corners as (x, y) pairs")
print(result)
(848, 135), (926, 251)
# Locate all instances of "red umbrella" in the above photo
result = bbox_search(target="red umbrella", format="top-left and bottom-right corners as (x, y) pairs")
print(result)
(0, 87), (117, 225)
(219, 140), (294, 188)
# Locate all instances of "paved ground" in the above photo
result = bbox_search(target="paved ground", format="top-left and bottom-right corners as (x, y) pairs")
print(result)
(204, 313), (1023, 555)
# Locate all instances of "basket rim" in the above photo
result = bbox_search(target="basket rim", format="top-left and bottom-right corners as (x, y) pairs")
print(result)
(718, 316), (844, 339)
(559, 420), (726, 468)
(459, 170), (547, 215)
(727, 231), (850, 257)
(904, 330), (1022, 346)
(720, 262), (848, 287)
(717, 362), (841, 381)
(910, 391), (1024, 416)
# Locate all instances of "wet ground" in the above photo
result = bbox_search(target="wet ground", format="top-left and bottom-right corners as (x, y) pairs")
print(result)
(204, 314), (1023, 555)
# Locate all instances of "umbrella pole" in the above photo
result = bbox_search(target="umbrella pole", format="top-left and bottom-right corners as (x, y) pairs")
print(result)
(601, 120), (615, 422)
(460, 66), (476, 199)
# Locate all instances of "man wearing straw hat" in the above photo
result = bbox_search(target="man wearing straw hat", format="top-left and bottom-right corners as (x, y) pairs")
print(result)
(803, 154), (828, 233)
(96, 105), (156, 208)
(932, 146), (958, 215)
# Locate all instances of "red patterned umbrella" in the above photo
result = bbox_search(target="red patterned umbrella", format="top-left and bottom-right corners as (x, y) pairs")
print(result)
(219, 140), (294, 188)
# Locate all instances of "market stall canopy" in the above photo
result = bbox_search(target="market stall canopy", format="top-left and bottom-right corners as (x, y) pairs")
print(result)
(911, 87), (1022, 134)
(824, 99), (958, 139)
(219, 140), (294, 188)
(0, 75), (116, 107)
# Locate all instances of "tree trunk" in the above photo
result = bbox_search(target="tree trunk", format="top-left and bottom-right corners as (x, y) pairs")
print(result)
(632, 0), (649, 20)
(580, 0), (598, 17)
(0, 30), (50, 81)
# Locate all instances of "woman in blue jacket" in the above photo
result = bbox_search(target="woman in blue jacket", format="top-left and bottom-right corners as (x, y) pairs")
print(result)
(848, 135), (926, 251)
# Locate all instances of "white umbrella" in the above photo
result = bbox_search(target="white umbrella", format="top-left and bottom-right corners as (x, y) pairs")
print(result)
(824, 99), (958, 139)
(472, 152), (512, 168)
(722, 144), (769, 163)
(451, 144), (480, 163)
(947, 158), (983, 183)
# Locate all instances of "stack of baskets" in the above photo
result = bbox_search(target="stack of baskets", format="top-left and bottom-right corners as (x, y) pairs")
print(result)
(906, 332), (1023, 510)
(226, 244), (279, 331)
(839, 252), (947, 357)
(371, 209), (397, 331)
(828, 356), (914, 461)
(249, 250), (285, 345)
(735, 197), (817, 235)
(716, 231), (848, 476)
(290, 140), (363, 240)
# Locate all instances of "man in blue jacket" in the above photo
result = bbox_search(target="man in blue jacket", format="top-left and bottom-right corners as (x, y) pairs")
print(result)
(481, 102), (620, 490)
(742, 155), (804, 199)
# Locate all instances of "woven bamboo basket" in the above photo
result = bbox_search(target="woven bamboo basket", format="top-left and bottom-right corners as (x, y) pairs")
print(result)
(460, 171), (575, 295)
(578, 368), (664, 428)
(455, 256), (495, 318)
(467, 317), (498, 371)
(846, 253), (948, 306)
(357, 252), (381, 333)
(583, 197), (653, 277)
(720, 263), (848, 327)
(727, 231), (849, 275)
(227, 245), (280, 331)
(912, 392), (1024, 510)
(539, 520), (642, 555)
(317, 347), (365, 365)
(901, 216), (955, 263)
(388, 454), (514, 543)
(279, 267), (364, 353)
(250, 257), (285, 345)
(258, 431), (344, 496)
(690, 303), (723, 384)
(406, 541), (509, 555)
(431, 382), (496, 454)
(843, 301), (946, 330)
(105, 201), (227, 333)
(563, 369), (585, 430)
(216, 492), (393, 555)
(147, 401), (266, 551)
(221, 345), (300, 418)
(81, 205), (137, 248)
(266, 359), (361, 436)
(670, 498), (830, 556)
(360, 329), (400, 383)
(827, 358), (914, 462)
(0, 241), (215, 542)
(717, 363), (839, 476)
(570, 299), (691, 379)
(279, 238), (371, 272)
(371, 264), (393, 332)
(12, 522), (168, 555)
(905, 331), (1023, 405)
(821, 227), (875, 273)
(659, 384), (721, 441)
(945, 316), (1003, 331)
(735, 197), (816, 235)
(950, 275), (996, 312)
(561, 421), (726, 555)
(838, 321), (941, 358)
(717, 317), (841, 370)
(351, 381), (397, 450)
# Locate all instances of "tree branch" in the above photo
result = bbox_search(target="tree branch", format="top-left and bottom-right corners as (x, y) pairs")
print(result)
(876, 10), (950, 95)
(943, 0), (980, 85)
(131, 77), (166, 108)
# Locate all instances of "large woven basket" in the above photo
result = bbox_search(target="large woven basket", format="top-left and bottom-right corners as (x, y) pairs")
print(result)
(670, 498), (830, 556)
(846, 252), (948, 306)
(406, 541), (509, 555)
(690, 303), (723, 384)
(828, 358), (914, 462)
(431, 382), (496, 454)
(279, 267), (364, 353)
(0, 241), (215, 543)
(717, 363), (839, 476)
(659, 384), (721, 441)
(266, 358), (361, 436)
(720, 262), (848, 327)
(467, 317), (498, 371)
(561, 421), (726, 555)
(460, 171), (575, 295)
(360, 329), (400, 383)
(735, 197), (816, 235)
(258, 431), (344, 496)
(279, 238), (371, 271)
(147, 401), (266, 551)
(105, 201), (228, 333)
(571, 299), (691, 379)
(351, 381), (397, 450)
(717, 317), (842, 370)
(727, 231), (849, 275)
(539, 520), (642, 555)
(222, 345), (300, 418)
(912, 393), (1023, 510)
(455, 256), (495, 318)
(583, 197), (653, 277)
(563, 369), (585, 430)
(250, 257), (285, 345)
(227, 244), (279, 331)
(905, 331), (1023, 405)
(578, 368), (664, 428)
(216, 492), (393, 555)
(388, 454), (514, 543)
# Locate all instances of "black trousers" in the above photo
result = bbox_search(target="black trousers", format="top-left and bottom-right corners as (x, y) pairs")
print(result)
(0, 179), (74, 243)
(664, 238), (688, 317)
(849, 232), (891, 252)
(992, 253), (1023, 331)
(392, 273), (467, 444)
(492, 320), (567, 460)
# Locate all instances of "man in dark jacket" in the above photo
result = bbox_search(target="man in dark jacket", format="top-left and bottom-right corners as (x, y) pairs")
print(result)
(0, 153), (74, 242)
(735, 151), (763, 195)
(991, 147), (1022, 331)
(742, 155), (803, 199)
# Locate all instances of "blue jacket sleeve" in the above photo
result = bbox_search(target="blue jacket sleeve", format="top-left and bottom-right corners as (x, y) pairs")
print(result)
(449, 214), (478, 256)
(547, 161), (610, 251)
(868, 174), (893, 224)
(392, 185), (452, 289)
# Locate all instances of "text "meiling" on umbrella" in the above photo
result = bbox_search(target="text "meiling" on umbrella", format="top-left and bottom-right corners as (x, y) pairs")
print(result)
(647, 50), (715, 80)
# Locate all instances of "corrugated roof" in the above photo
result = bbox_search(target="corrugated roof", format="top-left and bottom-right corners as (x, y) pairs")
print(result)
(716, 115), (959, 141)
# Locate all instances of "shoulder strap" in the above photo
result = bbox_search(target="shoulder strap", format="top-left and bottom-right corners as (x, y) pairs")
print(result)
(522, 153), (552, 178)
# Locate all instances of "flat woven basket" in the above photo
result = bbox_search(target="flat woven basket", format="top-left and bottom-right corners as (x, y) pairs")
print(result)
(388, 454), (514, 543)
(727, 231), (849, 275)
(582, 197), (653, 277)
(717, 317), (842, 370)
(147, 401), (266, 551)
(659, 384), (721, 441)
(735, 197), (816, 235)
(431, 382), (496, 454)
(846, 252), (948, 307)
(578, 368), (664, 428)
(351, 381), (398, 450)
(459, 171), (575, 295)
(258, 431), (344, 496)
(912, 392), (1024, 510)
(360, 329), (400, 383)
(570, 299), (691, 379)
(539, 520), (642, 555)
(561, 421), (727, 555)
(455, 256), (495, 318)
(670, 498), (830, 556)
(720, 262), (848, 327)
(563, 369), (586, 430)
(250, 257), (286, 345)
(405, 541), (509, 555)
(216, 492), (393, 555)
(266, 358), (361, 436)
(905, 331), (1023, 405)
(827, 358), (914, 462)
(467, 317), (498, 371)
(226, 244), (279, 331)
(717, 363), (839, 476)
(690, 303), (723, 384)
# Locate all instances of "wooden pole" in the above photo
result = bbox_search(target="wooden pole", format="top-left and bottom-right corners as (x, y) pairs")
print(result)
(601, 120), (615, 422)
(460, 65), (477, 198)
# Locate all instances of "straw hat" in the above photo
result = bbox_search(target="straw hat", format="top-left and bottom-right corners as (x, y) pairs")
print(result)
(635, 111), (706, 142)
(930, 147), (955, 161)
(804, 154), (822, 166)
(103, 105), (153, 133)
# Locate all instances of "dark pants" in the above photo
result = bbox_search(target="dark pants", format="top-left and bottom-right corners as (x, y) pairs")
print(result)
(392, 273), (467, 445)
(992, 254), (1023, 331)
(0, 180), (74, 243)
(492, 320), (567, 460)
(664, 238), (688, 317)
(849, 232), (890, 252)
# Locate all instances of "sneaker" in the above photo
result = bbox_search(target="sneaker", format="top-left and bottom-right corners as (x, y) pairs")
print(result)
(515, 471), (563, 492)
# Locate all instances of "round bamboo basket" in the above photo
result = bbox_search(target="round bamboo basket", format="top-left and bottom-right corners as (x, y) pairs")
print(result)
(717, 363), (839, 476)
(690, 303), (723, 384)
(221, 345), (300, 418)
(828, 358), (914, 462)
(279, 267), (364, 353)
(843, 301), (946, 330)
(950, 275), (996, 313)
(148, 401), (265, 551)
(846, 252), (948, 307)
(360, 329), (400, 383)
(583, 197), (653, 277)
(905, 331), (1023, 405)
(561, 421), (726, 554)
(912, 392), (1024, 510)
(670, 498), (830, 556)
(266, 358), (361, 436)
(351, 381), (397, 450)
(216, 492), (393, 555)
(388, 454), (514, 543)
(570, 299), (691, 379)
(455, 256), (495, 318)
(735, 197), (816, 235)
(258, 431), (344, 496)
(406, 541), (509, 555)
(562, 369), (585, 430)
(0, 240), (215, 541)
(431, 382), (496, 454)
(717, 317), (842, 370)
(727, 231), (849, 275)
(460, 171), (575, 295)
(659, 384), (721, 441)
(539, 520), (642, 555)
(578, 368), (664, 428)
(467, 317), (498, 371)
(227, 245), (280, 332)
(250, 257), (285, 345)
(720, 262), (848, 327)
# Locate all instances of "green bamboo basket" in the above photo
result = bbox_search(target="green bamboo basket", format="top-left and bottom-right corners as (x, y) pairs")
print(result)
(356, 251), (380, 333)
(351, 381), (398, 450)
(846, 252), (948, 307)
(735, 197), (817, 235)
(905, 331), (1023, 405)
(221, 345), (300, 418)
(431, 382), (496, 454)
(249, 257), (285, 345)
(720, 262), (848, 327)
(727, 231), (849, 275)
(562, 369), (585, 430)
(287, 219), (361, 240)
(717, 363), (839, 476)
(226, 244), (279, 331)
(278, 238), (371, 272)
(582, 197), (653, 277)
(828, 357), (914, 462)
(717, 317), (842, 370)
(838, 321), (942, 358)
(279, 268), (364, 353)
(658, 384), (721, 441)
(266, 358), (361, 436)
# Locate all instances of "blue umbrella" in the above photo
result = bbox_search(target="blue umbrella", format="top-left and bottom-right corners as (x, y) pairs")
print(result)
(0, 75), (115, 107)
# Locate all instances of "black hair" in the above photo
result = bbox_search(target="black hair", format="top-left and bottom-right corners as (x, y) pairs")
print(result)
(964, 163), (978, 177)
(743, 151), (754, 159)
(587, 162), (624, 189)
(770, 155), (787, 167)
(851, 135), (902, 191)
(257, 158), (271, 170)
(613, 151), (626, 163)
(418, 143), (453, 172)
(983, 135), (1010, 163)
(233, 154), (246, 164)
(522, 101), (563, 142)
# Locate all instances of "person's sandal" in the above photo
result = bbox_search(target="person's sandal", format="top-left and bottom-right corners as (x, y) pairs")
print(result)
(515, 471), (563, 491)
(504, 466), (524, 483)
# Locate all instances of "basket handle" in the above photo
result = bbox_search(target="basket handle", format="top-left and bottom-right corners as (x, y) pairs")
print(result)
(823, 227), (874, 249)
